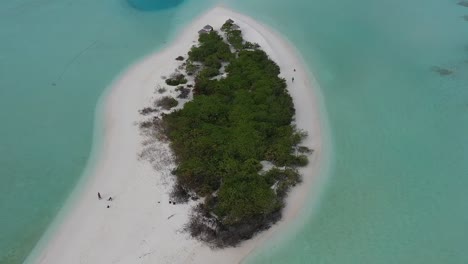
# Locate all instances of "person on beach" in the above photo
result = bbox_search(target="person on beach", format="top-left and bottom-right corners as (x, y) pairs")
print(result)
(292, 77), (295, 82)
(107, 197), (113, 201)
(98, 192), (102, 200)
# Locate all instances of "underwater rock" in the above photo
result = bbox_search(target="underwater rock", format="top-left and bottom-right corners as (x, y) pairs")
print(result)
(431, 66), (453, 76)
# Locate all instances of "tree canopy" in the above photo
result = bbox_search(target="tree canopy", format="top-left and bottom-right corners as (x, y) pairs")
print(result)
(154, 21), (310, 247)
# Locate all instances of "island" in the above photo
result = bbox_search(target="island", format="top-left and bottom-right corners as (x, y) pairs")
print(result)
(29, 7), (323, 264)
(139, 19), (312, 247)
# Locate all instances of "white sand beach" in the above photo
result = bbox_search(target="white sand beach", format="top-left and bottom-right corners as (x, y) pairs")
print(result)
(29, 6), (323, 264)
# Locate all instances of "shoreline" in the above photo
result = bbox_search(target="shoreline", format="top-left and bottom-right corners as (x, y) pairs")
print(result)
(27, 6), (325, 264)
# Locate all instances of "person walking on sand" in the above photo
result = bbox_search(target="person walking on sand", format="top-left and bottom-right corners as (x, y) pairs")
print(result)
(292, 77), (295, 82)
(98, 192), (102, 200)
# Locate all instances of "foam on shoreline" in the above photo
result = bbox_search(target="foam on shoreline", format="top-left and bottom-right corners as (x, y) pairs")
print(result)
(28, 6), (325, 264)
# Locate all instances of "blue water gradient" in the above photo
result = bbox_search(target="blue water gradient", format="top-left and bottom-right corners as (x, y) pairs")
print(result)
(1, 0), (468, 263)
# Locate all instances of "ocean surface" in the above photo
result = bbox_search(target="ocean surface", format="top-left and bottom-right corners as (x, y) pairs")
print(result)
(0, 0), (467, 263)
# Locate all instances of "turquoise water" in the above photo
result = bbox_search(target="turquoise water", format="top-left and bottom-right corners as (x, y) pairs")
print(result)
(128, 0), (184, 11)
(0, 0), (196, 262)
(233, 0), (468, 263)
(1, 0), (467, 263)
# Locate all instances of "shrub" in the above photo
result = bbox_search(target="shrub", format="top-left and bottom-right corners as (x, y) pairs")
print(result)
(170, 181), (190, 203)
(186, 60), (199, 76)
(139, 107), (158, 115)
(204, 55), (222, 69)
(188, 31), (233, 63)
(292, 130), (308, 145)
(176, 86), (190, 99)
(297, 146), (313, 154)
(199, 67), (220, 79)
(156, 96), (178, 110)
(139, 120), (153, 129)
(291, 155), (309, 167)
(165, 73), (188, 86)
(157, 87), (167, 94)
(175, 55), (185, 61)
(185, 203), (282, 248)
(221, 20), (234, 32)
(243, 41), (260, 49)
(226, 30), (244, 50)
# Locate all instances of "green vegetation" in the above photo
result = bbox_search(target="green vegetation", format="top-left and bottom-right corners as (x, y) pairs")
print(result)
(185, 60), (199, 76)
(226, 29), (243, 50)
(221, 20), (260, 51)
(220, 19), (234, 32)
(165, 73), (188, 86)
(142, 20), (311, 247)
(188, 31), (233, 63)
(156, 96), (178, 110)
(186, 31), (233, 83)
(243, 41), (260, 49)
